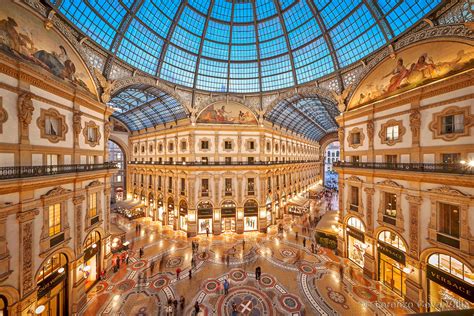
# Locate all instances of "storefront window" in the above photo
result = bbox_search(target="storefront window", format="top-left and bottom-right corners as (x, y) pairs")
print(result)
(378, 230), (406, 252)
(347, 217), (366, 268)
(427, 253), (474, 311)
(244, 200), (258, 231)
(37, 253), (68, 316)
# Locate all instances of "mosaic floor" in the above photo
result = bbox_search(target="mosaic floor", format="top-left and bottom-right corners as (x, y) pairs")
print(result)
(82, 215), (413, 316)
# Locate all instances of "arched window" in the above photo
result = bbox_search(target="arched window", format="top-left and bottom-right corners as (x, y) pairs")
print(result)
(0, 295), (7, 316)
(37, 253), (68, 284)
(84, 231), (101, 249)
(428, 253), (474, 285)
(378, 230), (406, 252)
(347, 217), (365, 232)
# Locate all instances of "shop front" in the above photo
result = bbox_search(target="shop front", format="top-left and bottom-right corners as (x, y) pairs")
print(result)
(346, 217), (367, 268)
(83, 231), (101, 292)
(221, 200), (236, 232)
(426, 253), (474, 311)
(167, 197), (174, 227)
(115, 187), (123, 202)
(377, 230), (407, 297)
(197, 201), (213, 234)
(275, 194), (280, 219)
(157, 195), (164, 222)
(243, 200), (258, 231)
(148, 192), (154, 219)
(266, 196), (272, 225)
(36, 253), (68, 316)
(179, 200), (188, 231)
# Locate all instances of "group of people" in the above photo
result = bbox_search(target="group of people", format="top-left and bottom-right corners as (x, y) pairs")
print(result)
(164, 296), (185, 315)
(112, 251), (129, 273)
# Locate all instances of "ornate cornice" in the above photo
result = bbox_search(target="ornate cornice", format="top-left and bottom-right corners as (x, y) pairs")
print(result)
(427, 186), (470, 197)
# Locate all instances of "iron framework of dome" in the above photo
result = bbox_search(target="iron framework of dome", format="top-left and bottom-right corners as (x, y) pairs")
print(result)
(48, 0), (441, 94)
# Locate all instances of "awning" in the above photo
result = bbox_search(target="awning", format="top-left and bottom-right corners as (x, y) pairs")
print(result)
(287, 195), (310, 207)
(315, 211), (339, 236)
(115, 199), (144, 210)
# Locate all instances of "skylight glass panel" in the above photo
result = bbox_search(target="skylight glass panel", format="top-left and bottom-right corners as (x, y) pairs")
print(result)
(171, 26), (202, 54)
(188, 0), (210, 14)
(295, 55), (333, 84)
(196, 75), (228, 92)
(230, 62), (259, 79)
(287, 19), (320, 50)
(261, 55), (292, 77)
(88, 0), (126, 30)
(117, 39), (159, 75)
(230, 45), (258, 61)
(255, 0), (277, 20)
(59, 0), (116, 48)
(232, 25), (256, 44)
(259, 36), (288, 59)
(376, 0), (399, 15)
(150, 0), (180, 19)
(258, 18), (284, 41)
(205, 21), (231, 43)
(279, 0), (296, 11)
(211, 0), (233, 22)
(202, 40), (229, 60)
(330, 4), (376, 49)
(178, 7), (206, 36)
(198, 58), (228, 78)
(320, 0), (360, 29)
(137, 0), (173, 37)
(386, 0), (441, 36)
(229, 78), (260, 93)
(233, 2), (254, 23)
(261, 71), (294, 91)
(336, 25), (385, 67)
(282, 0), (313, 32)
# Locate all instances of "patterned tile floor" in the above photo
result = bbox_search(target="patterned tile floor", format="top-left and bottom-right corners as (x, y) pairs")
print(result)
(81, 215), (413, 316)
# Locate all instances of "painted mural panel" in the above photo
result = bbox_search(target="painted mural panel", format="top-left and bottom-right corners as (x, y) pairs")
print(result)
(349, 41), (474, 109)
(197, 102), (258, 125)
(0, 4), (96, 94)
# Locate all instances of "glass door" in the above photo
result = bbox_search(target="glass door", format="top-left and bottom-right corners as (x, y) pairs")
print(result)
(380, 254), (405, 296)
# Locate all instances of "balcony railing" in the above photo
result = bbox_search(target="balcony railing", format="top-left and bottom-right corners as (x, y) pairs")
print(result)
(128, 160), (318, 166)
(0, 162), (118, 180)
(333, 162), (474, 175)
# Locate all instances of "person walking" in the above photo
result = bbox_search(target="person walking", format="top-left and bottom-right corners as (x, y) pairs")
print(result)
(226, 255), (230, 266)
(295, 231), (298, 241)
(206, 226), (210, 237)
(125, 253), (129, 265)
(180, 296), (185, 310)
(189, 269), (192, 279)
(311, 242), (315, 254)
(176, 267), (181, 280)
(139, 247), (144, 258)
(191, 256), (196, 269)
(339, 265), (344, 281)
(166, 299), (173, 316)
(194, 301), (200, 315)
(173, 299), (178, 311)
(303, 237), (306, 248)
(223, 279), (229, 295)
(242, 239), (245, 250)
(255, 266), (261, 280)
(150, 260), (155, 275)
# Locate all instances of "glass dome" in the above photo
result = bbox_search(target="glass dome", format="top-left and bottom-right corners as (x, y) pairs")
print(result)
(48, 0), (441, 94)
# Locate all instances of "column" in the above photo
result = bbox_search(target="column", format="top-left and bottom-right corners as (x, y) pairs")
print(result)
(187, 175), (197, 237)
(367, 119), (374, 161)
(16, 208), (39, 315)
(409, 101), (421, 163)
(0, 213), (10, 282)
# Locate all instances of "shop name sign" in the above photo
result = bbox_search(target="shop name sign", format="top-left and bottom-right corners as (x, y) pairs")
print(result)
(427, 265), (474, 302)
(347, 226), (365, 242)
(378, 242), (405, 265)
(198, 208), (213, 217)
(37, 268), (66, 298)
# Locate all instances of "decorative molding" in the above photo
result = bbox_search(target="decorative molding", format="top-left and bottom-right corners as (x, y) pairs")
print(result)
(366, 120), (374, 146)
(72, 110), (82, 138)
(17, 92), (34, 141)
(104, 121), (111, 141)
(378, 119), (406, 146)
(0, 98), (7, 133)
(347, 127), (365, 149)
(83, 120), (101, 147)
(428, 106), (473, 141)
(346, 175), (363, 182)
(409, 109), (421, 145)
(376, 179), (404, 188)
(427, 186), (469, 197)
(406, 195), (422, 259)
(36, 108), (68, 143)
(42, 186), (72, 199)
(86, 180), (103, 188)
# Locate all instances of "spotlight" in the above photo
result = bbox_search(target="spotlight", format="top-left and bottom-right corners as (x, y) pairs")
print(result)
(35, 305), (45, 314)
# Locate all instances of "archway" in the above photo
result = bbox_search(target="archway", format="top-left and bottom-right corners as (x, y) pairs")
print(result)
(167, 197), (175, 227)
(108, 139), (126, 204)
(221, 200), (236, 233)
(83, 230), (102, 292)
(322, 140), (340, 189)
(179, 200), (188, 231)
(36, 252), (69, 315)
(197, 201), (213, 234)
(376, 230), (408, 297)
(243, 200), (259, 232)
(345, 216), (367, 268)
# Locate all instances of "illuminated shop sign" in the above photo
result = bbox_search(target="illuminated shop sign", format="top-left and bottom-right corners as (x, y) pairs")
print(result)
(378, 242), (405, 265)
(427, 265), (474, 302)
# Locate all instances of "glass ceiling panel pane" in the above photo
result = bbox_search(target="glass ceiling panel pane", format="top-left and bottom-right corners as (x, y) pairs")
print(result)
(54, 0), (443, 94)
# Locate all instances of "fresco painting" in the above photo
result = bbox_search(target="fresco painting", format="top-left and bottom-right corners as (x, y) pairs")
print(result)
(197, 102), (258, 125)
(0, 6), (95, 94)
(349, 41), (474, 109)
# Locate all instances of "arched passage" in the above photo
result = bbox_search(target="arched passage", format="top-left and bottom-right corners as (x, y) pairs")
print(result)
(108, 139), (126, 204)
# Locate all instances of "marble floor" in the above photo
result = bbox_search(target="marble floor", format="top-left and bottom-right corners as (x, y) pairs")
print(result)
(82, 216), (413, 316)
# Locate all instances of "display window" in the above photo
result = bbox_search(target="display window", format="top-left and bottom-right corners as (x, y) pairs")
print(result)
(198, 219), (212, 234)
(244, 216), (258, 231)
(427, 253), (474, 311)
(222, 218), (236, 232)
(180, 215), (188, 231)
(348, 235), (365, 267)
(83, 231), (101, 292)
(379, 253), (406, 296)
(36, 253), (68, 316)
